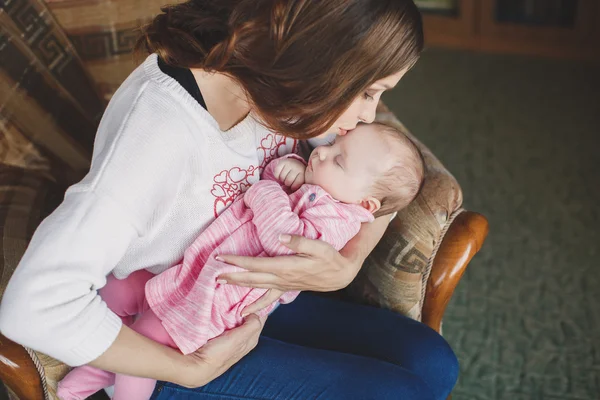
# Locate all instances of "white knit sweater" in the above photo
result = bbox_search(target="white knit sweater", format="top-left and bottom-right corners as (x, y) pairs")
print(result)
(0, 54), (300, 366)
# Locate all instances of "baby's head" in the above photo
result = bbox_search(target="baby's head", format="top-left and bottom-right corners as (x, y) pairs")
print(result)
(305, 123), (424, 217)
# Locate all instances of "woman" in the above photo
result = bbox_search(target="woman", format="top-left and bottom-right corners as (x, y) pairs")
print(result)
(0, 1), (458, 399)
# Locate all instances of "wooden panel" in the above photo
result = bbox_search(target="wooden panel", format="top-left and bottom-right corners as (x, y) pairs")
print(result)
(480, 0), (597, 44)
(422, 0), (599, 61)
(421, 0), (478, 46)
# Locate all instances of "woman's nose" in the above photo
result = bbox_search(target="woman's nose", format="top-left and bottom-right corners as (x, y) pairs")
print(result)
(358, 103), (377, 124)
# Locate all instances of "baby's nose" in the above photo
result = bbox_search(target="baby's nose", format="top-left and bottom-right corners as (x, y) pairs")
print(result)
(316, 146), (329, 161)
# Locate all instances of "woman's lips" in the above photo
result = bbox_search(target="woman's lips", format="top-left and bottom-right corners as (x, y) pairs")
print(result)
(339, 128), (348, 136)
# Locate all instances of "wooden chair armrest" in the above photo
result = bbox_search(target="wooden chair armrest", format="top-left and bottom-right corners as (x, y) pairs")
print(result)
(422, 211), (489, 333)
(0, 334), (45, 400)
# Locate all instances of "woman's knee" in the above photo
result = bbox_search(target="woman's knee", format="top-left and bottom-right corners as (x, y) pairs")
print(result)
(328, 359), (435, 400)
(394, 321), (459, 399)
(369, 371), (435, 400)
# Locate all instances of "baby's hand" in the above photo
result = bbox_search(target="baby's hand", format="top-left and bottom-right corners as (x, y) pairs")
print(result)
(274, 158), (306, 191)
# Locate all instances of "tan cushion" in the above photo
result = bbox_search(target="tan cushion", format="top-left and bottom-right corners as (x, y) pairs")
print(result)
(345, 103), (463, 320)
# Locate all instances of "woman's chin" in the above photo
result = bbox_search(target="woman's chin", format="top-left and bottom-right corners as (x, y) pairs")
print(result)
(315, 132), (338, 142)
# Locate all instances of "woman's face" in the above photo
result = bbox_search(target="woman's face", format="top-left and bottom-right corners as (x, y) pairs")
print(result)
(323, 69), (408, 137)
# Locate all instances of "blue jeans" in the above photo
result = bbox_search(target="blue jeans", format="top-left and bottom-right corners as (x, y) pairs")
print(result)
(150, 293), (458, 400)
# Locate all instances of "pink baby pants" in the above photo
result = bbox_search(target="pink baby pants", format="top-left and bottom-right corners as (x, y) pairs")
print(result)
(57, 270), (176, 400)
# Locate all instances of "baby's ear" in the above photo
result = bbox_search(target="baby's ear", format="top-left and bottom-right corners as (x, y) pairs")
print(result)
(360, 197), (381, 214)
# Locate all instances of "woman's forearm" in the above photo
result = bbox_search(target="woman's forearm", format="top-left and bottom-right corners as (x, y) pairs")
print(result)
(340, 214), (391, 278)
(89, 324), (190, 385)
(91, 315), (266, 389)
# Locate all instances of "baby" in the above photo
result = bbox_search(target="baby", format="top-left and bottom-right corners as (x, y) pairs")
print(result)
(58, 122), (424, 400)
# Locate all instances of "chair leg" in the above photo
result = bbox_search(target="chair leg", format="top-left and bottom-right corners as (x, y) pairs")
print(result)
(0, 334), (45, 400)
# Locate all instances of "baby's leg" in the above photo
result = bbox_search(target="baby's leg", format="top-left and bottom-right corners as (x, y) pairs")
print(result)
(57, 270), (156, 399)
(113, 309), (177, 400)
(57, 366), (115, 400)
(100, 269), (154, 324)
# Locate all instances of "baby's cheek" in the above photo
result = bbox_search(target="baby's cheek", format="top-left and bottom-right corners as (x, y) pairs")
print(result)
(314, 171), (336, 192)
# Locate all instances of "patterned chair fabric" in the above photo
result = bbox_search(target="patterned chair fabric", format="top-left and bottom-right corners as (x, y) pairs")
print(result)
(45, 0), (177, 100)
(0, 0), (463, 398)
(1, 0), (102, 179)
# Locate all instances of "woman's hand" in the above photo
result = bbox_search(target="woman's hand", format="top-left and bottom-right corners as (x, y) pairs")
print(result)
(217, 234), (360, 293)
(217, 214), (392, 297)
(177, 314), (265, 388)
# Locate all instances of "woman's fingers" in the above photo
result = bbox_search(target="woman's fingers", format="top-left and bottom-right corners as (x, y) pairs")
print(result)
(216, 237), (339, 291)
(219, 271), (280, 289)
(206, 314), (263, 358)
(280, 234), (333, 257)
(219, 237), (327, 270)
(220, 314), (264, 355)
(235, 314), (264, 337)
(217, 254), (286, 272)
(182, 314), (264, 388)
(242, 289), (284, 316)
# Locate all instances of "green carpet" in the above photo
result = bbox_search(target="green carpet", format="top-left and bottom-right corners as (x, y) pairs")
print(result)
(383, 48), (600, 400)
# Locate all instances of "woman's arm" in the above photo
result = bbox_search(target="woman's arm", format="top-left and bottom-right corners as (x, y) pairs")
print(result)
(217, 213), (391, 292)
(339, 213), (391, 279)
(89, 314), (265, 388)
(0, 186), (267, 386)
(0, 193), (137, 366)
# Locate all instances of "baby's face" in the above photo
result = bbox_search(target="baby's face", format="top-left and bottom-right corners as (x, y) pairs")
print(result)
(305, 125), (391, 205)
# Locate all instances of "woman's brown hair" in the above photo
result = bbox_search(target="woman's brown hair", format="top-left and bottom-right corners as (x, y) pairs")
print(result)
(137, 0), (423, 139)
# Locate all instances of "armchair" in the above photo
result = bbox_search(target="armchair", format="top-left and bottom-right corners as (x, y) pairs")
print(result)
(0, 0), (488, 398)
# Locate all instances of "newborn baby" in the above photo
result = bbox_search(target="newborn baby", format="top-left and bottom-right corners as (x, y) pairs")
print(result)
(58, 122), (425, 400)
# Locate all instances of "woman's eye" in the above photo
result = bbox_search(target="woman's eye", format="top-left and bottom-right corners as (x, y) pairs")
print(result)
(363, 92), (374, 101)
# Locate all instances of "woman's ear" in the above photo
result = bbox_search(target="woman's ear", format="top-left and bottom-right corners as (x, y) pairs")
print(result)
(360, 197), (381, 214)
